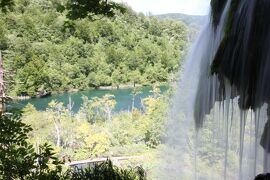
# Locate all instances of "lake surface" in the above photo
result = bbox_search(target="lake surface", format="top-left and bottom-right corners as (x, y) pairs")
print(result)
(8, 86), (168, 112)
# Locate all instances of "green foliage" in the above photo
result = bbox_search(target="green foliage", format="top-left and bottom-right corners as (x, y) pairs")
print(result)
(79, 94), (116, 123)
(67, 160), (146, 180)
(142, 95), (167, 148)
(31, 143), (64, 180)
(0, 0), (188, 96)
(0, 109), (147, 179)
(66, 0), (126, 20)
(0, 111), (64, 179)
(21, 88), (168, 161)
(0, 111), (35, 179)
(0, 0), (14, 12)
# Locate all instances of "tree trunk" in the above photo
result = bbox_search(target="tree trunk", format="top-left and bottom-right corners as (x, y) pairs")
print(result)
(132, 96), (135, 111)
(54, 120), (61, 147)
(105, 105), (112, 122)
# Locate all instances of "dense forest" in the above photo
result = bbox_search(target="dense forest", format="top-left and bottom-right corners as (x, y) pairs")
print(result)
(0, 0), (189, 97)
(155, 13), (206, 27)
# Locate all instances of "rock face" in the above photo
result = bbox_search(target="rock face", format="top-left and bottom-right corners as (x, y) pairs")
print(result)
(209, 0), (270, 153)
(211, 0), (270, 110)
(193, 0), (270, 174)
(210, 0), (228, 28)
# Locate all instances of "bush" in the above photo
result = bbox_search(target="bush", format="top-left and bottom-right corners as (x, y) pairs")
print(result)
(0, 110), (64, 179)
(66, 160), (146, 180)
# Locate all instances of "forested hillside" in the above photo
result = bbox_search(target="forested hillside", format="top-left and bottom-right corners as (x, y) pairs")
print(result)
(156, 13), (206, 27)
(0, 0), (188, 97)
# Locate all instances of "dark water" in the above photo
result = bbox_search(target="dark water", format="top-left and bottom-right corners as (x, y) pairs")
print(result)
(8, 86), (168, 112)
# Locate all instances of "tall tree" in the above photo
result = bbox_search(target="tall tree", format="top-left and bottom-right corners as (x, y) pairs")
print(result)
(66, 0), (125, 20)
(0, 51), (6, 112)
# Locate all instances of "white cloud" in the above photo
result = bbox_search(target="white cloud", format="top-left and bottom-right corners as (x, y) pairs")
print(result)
(114, 0), (210, 15)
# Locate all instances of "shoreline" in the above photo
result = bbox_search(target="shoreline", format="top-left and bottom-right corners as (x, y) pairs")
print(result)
(10, 82), (169, 101)
(97, 84), (142, 90)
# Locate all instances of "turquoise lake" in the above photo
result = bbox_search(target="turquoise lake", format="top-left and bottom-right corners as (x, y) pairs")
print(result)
(8, 86), (168, 112)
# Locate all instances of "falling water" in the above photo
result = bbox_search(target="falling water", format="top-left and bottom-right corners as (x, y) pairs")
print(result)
(157, 0), (270, 179)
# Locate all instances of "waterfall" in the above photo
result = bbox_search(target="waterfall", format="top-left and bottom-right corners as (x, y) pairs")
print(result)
(157, 0), (270, 179)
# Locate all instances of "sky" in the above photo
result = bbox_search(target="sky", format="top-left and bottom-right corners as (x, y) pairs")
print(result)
(113, 0), (211, 15)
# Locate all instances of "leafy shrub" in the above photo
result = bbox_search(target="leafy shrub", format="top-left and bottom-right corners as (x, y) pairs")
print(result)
(0, 110), (64, 179)
(66, 160), (146, 180)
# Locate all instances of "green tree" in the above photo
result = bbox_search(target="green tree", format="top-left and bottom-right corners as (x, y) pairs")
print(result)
(131, 86), (142, 111)
(112, 67), (127, 88)
(1, 0), (189, 96)
(80, 94), (116, 123)
(129, 70), (143, 87)
(0, 0), (14, 12)
(0, 111), (63, 179)
(15, 56), (49, 97)
(66, 0), (126, 20)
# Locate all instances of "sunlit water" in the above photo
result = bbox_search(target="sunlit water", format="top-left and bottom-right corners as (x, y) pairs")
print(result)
(8, 86), (168, 112)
